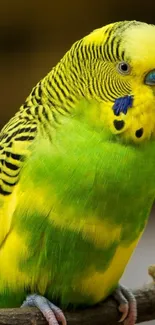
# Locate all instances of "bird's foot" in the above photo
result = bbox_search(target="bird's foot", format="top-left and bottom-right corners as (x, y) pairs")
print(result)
(21, 294), (67, 325)
(112, 284), (137, 325)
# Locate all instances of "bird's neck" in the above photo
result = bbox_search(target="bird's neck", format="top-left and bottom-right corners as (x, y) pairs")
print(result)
(21, 42), (94, 118)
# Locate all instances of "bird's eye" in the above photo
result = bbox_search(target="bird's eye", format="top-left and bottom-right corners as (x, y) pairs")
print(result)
(117, 62), (131, 75)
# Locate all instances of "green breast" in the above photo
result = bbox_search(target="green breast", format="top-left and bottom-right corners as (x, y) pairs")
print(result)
(12, 115), (155, 308)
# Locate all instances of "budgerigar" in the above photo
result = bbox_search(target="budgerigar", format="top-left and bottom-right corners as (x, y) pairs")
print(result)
(1, 20), (155, 325)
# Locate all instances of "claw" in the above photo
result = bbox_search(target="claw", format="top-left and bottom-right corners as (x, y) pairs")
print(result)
(118, 303), (129, 322)
(21, 294), (67, 325)
(112, 284), (137, 325)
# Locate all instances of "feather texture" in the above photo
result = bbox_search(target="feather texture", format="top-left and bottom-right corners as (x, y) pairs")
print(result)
(0, 20), (155, 309)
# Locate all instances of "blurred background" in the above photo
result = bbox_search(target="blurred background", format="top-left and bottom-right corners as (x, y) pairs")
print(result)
(0, 1), (155, 324)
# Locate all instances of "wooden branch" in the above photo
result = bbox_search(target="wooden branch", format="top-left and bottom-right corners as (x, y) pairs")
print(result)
(0, 285), (155, 325)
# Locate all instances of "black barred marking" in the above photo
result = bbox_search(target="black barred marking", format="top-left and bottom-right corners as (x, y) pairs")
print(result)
(46, 85), (53, 98)
(87, 44), (92, 60)
(7, 142), (13, 148)
(0, 133), (9, 140)
(45, 96), (55, 106)
(15, 135), (35, 141)
(110, 78), (122, 97)
(94, 75), (105, 100)
(34, 106), (39, 115)
(103, 43), (110, 61)
(31, 87), (36, 97)
(80, 45), (85, 61)
(1, 126), (37, 144)
(103, 26), (115, 61)
(76, 50), (81, 65)
(72, 39), (83, 54)
(0, 186), (11, 196)
(30, 84), (42, 100)
(38, 83), (42, 97)
(49, 78), (63, 104)
(2, 179), (19, 187)
(104, 28), (109, 35)
(67, 96), (75, 103)
(103, 78), (116, 101)
(121, 82), (131, 93)
(2, 134), (13, 143)
(42, 107), (49, 121)
(70, 66), (79, 81)
(3, 169), (20, 177)
(5, 121), (22, 133)
(91, 44), (96, 59)
(5, 152), (10, 158)
(115, 40), (121, 61)
(58, 72), (71, 97)
(109, 36), (116, 61)
(37, 114), (42, 123)
(3, 170), (10, 177)
(19, 126), (37, 134)
(122, 50), (125, 61)
(23, 103), (28, 108)
(106, 24), (115, 41)
(11, 153), (23, 161)
(5, 161), (20, 171)
(56, 77), (68, 99)
(88, 86), (94, 96)
(97, 45), (103, 58)
(108, 85), (119, 99)
(56, 77), (67, 98)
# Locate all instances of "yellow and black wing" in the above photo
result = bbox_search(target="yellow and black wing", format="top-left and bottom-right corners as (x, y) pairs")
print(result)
(0, 109), (38, 245)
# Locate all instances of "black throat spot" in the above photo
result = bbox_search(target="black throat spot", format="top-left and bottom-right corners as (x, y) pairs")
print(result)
(135, 128), (143, 138)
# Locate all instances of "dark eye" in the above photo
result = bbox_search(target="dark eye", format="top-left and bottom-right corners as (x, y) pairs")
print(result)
(117, 62), (131, 75)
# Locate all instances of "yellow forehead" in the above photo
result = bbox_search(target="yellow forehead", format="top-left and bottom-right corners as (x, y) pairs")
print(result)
(123, 24), (155, 70)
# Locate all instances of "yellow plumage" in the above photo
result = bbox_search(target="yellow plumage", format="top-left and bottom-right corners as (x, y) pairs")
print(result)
(1, 20), (155, 325)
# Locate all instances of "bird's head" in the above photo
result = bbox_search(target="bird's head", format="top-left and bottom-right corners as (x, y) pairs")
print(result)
(61, 20), (155, 143)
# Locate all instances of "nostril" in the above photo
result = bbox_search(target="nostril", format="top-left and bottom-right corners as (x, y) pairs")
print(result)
(135, 128), (143, 138)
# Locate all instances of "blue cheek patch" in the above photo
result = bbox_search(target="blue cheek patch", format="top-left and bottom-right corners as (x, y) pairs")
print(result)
(113, 95), (134, 116)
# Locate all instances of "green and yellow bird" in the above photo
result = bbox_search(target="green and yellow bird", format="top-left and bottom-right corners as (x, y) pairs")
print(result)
(1, 20), (155, 325)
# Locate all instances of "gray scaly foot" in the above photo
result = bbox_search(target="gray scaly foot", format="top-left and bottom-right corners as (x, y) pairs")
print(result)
(21, 294), (67, 325)
(113, 284), (137, 325)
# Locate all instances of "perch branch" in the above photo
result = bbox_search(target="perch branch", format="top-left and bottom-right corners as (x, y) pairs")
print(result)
(0, 284), (155, 325)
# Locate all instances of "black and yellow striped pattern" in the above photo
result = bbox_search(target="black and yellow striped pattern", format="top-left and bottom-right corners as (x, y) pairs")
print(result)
(0, 20), (139, 196)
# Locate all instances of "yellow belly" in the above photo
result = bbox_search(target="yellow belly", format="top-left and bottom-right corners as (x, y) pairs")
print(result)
(76, 236), (141, 304)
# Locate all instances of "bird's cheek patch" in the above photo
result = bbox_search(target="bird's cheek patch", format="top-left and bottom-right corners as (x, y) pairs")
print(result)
(113, 95), (134, 116)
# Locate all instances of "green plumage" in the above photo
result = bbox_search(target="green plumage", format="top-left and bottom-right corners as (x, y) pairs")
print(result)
(1, 105), (155, 309)
(1, 21), (155, 320)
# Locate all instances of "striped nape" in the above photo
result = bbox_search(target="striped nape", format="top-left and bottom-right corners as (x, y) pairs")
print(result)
(102, 25), (125, 63)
